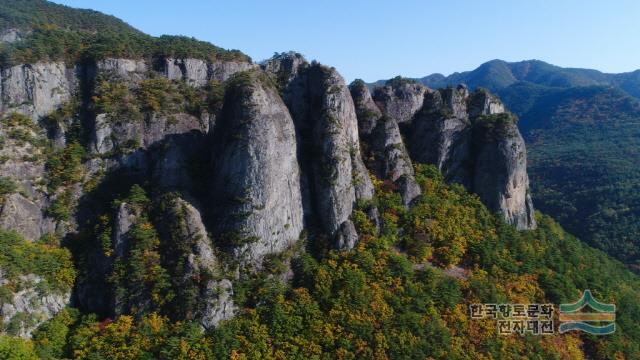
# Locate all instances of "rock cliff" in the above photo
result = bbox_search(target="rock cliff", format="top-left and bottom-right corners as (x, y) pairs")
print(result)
(351, 79), (536, 230)
(0, 47), (537, 336)
(211, 70), (304, 267)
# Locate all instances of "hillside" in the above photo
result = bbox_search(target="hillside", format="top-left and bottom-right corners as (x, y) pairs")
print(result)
(1, 1), (640, 359)
(513, 86), (640, 265)
(4, 166), (640, 359)
(0, 0), (141, 34)
(0, 0), (249, 66)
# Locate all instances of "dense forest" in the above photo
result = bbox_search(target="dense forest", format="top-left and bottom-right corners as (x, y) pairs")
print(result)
(0, 0), (248, 67)
(2, 165), (640, 359)
(502, 85), (640, 267)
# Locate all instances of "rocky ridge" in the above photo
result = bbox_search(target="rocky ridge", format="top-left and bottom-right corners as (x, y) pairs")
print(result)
(0, 50), (535, 336)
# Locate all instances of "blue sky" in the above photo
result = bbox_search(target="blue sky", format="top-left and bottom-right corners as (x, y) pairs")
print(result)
(52, 0), (640, 82)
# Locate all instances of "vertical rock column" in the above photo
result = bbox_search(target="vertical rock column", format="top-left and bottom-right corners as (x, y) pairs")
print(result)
(304, 66), (375, 249)
(212, 70), (304, 266)
(350, 79), (421, 206)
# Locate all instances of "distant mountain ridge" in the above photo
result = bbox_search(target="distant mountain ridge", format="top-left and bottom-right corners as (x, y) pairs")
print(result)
(370, 59), (640, 99)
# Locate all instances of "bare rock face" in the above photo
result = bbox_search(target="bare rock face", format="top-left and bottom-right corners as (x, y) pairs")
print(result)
(261, 52), (308, 88)
(410, 86), (474, 187)
(472, 113), (536, 230)
(0, 28), (22, 44)
(113, 202), (137, 258)
(262, 54), (376, 248)
(0, 62), (76, 120)
(0, 193), (55, 241)
(350, 79), (420, 205)
(0, 111), (56, 241)
(88, 56), (255, 157)
(0, 273), (70, 338)
(406, 84), (536, 229)
(92, 112), (206, 155)
(373, 80), (427, 124)
(150, 133), (206, 192)
(210, 60), (257, 82)
(467, 88), (505, 118)
(93, 58), (148, 82)
(164, 58), (209, 87)
(349, 79), (383, 137)
(301, 65), (375, 243)
(212, 71), (304, 267)
(89, 58), (207, 156)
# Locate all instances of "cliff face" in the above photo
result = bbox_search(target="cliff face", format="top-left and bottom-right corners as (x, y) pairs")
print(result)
(350, 80), (421, 206)
(211, 71), (304, 267)
(354, 81), (536, 230)
(0, 50), (536, 335)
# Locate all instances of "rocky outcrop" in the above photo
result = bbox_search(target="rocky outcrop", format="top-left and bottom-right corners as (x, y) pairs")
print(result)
(113, 202), (137, 258)
(372, 80), (428, 124)
(350, 79), (383, 137)
(150, 132), (207, 192)
(410, 86), (474, 186)
(350, 80), (421, 205)
(92, 58), (148, 82)
(261, 52), (308, 88)
(296, 65), (375, 247)
(472, 113), (536, 230)
(0, 112), (56, 241)
(212, 71), (304, 266)
(0, 193), (55, 241)
(407, 85), (536, 229)
(211, 60), (257, 82)
(0, 273), (70, 338)
(158, 196), (235, 328)
(0, 62), (76, 120)
(0, 29), (22, 44)
(91, 112), (207, 155)
(164, 58), (209, 87)
(467, 88), (505, 118)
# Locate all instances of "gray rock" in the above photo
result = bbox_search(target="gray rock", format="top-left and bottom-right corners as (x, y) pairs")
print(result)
(91, 112), (206, 155)
(351, 80), (420, 206)
(210, 60), (257, 82)
(336, 220), (358, 250)
(410, 88), (473, 187)
(467, 88), (506, 118)
(0, 62), (76, 120)
(0, 193), (55, 241)
(373, 81), (427, 124)
(151, 133), (205, 191)
(159, 196), (236, 328)
(349, 79), (383, 137)
(261, 52), (308, 88)
(212, 71), (304, 267)
(0, 29), (22, 44)
(0, 274), (70, 338)
(164, 58), (209, 87)
(302, 65), (374, 237)
(200, 279), (235, 329)
(472, 114), (536, 230)
(113, 202), (137, 258)
(407, 86), (536, 229)
(0, 106), (57, 241)
(93, 58), (148, 82)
